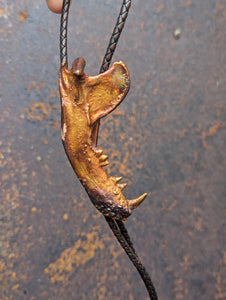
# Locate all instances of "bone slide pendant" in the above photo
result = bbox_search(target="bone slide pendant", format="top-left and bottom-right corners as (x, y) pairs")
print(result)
(59, 57), (147, 220)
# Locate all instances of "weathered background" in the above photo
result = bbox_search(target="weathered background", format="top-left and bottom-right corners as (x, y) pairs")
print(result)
(0, 0), (225, 299)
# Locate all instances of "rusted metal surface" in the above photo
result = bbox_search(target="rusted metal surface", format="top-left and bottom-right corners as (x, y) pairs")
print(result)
(0, 0), (225, 299)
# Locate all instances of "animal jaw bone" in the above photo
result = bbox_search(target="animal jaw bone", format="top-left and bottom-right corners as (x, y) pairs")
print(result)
(59, 57), (147, 220)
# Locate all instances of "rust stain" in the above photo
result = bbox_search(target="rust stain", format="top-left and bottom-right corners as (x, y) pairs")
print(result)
(185, 1), (193, 7)
(202, 121), (222, 148)
(0, 259), (6, 274)
(18, 9), (29, 22)
(155, 3), (165, 14)
(63, 213), (68, 220)
(176, 129), (187, 138)
(40, 138), (49, 144)
(0, 9), (6, 17)
(51, 120), (59, 129)
(179, 255), (190, 270)
(193, 151), (198, 164)
(47, 87), (59, 100)
(161, 196), (178, 212)
(174, 277), (188, 299)
(12, 283), (20, 291)
(216, 3), (224, 11)
(44, 228), (104, 284)
(26, 81), (45, 92)
(214, 251), (226, 299)
(26, 102), (52, 121)
(216, 103), (224, 116)
(215, 272), (226, 299)
(140, 22), (144, 30)
(194, 217), (203, 231)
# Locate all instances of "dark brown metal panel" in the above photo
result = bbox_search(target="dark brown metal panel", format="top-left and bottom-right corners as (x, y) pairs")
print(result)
(0, 0), (225, 299)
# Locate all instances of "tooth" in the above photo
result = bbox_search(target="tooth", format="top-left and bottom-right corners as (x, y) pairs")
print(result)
(129, 193), (147, 210)
(99, 155), (108, 162)
(95, 148), (103, 157)
(100, 161), (109, 167)
(115, 177), (122, 182)
(118, 183), (127, 190)
(111, 176), (123, 183)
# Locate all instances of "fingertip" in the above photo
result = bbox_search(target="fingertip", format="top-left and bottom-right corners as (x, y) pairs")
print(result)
(46, 0), (63, 14)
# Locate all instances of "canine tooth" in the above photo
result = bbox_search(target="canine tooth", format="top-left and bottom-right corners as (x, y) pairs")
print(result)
(118, 183), (127, 190)
(99, 155), (108, 162)
(129, 193), (147, 210)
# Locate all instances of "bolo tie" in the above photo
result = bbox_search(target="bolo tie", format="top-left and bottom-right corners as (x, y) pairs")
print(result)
(58, 1), (158, 299)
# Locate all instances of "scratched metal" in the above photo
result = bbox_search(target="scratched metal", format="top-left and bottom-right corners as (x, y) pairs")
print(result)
(0, 0), (225, 299)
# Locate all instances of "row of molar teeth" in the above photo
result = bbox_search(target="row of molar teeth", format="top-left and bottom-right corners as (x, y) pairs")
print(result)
(94, 147), (109, 166)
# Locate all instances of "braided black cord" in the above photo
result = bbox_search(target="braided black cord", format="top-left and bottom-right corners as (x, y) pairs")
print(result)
(100, 0), (131, 73)
(116, 219), (135, 252)
(60, 0), (158, 299)
(60, 0), (70, 66)
(105, 217), (158, 300)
